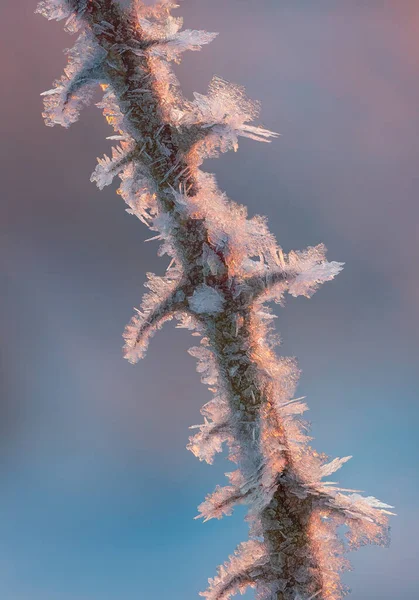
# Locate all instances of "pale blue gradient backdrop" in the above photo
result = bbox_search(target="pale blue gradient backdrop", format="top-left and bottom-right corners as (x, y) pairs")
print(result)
(1, 1), (418, 598)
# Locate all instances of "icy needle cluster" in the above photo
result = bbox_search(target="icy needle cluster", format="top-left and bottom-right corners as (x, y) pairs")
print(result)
(37, 2), (393, 599)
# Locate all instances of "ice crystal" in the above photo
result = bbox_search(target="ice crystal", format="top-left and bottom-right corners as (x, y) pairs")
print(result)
(90, 142), (134, 189)
(139, 13), (218, 62)
(40, 31), (106, 127)
(201, 540), (269, 600)
(178, 76), (278, 160)
(319, 456), (352, 479)
(188, 284), (225, 315)
(36, 0), (71, 21)
(118, 163), (158, 226)
(188, 395), (232, 464)
(123, 267), (184, 364)
(288, 258), (345, 299)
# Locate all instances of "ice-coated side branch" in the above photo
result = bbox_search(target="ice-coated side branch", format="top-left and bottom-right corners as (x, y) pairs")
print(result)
(37, 2), (393, 599)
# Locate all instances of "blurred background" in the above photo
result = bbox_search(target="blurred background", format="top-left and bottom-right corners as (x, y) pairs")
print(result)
(1, 1), (418, 598)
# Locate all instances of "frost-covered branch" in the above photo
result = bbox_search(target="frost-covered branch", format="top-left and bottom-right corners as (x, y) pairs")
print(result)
(37, 2), (392, 599)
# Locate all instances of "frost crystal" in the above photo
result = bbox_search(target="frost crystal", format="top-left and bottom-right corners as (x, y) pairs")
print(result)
(40, 31), (106, 127)
(188, 394), (232, 465)
(141, 14), (218, 62)
(178, 76), (279, 159)
(189, 284), (225, 315)
(288, 257), (345, 298)
(320, 456), (352, 478)
(91, 142), (134, 189)
(123, 267), (184, 364)
(201, 540), (269, 600)
(36, 0), (75, 24)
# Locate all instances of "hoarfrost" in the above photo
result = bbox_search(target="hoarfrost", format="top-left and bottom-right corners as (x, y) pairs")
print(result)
(40, 32), (106, 127)
(320, 456), (352, 478)
(288, 252), (344, 298)
(155, 29), (218, 61)
(201, 540), (269, 600)
(197, 484), (243, 521)
(123, 268), (184, 364)
(37, 2), (392, 599)
(36, 0), (70, 22)
(188, 395), (232, 464)
(142, 15), (218, 62)
(118, 163), (158, 227)
(178, 76), (278, 159)
(90, 142), (134, 190)
(189, 284), (225, 315)
(188, 345), (219, 387)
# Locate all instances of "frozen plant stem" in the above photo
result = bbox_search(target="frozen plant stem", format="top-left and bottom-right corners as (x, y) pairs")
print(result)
(37, 1), (393, 599)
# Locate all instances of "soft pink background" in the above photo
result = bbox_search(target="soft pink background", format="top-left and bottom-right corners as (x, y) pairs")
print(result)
(0, 1), (418, 598)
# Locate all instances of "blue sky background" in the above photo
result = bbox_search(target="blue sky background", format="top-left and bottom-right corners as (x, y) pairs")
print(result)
(1, 1), (418, 598)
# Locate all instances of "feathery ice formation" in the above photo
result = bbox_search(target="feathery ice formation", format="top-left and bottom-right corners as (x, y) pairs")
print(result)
(37, 1), (393, 599)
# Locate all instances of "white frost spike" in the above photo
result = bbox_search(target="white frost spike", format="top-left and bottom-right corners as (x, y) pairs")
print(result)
(151, 29), (218, 62)
(289, 259), (344, 299)
(197, 484), (242, 521)
(197, 470), (259, 521)
(175, 311), (201, 332)
(123, 270), (185, 364)
(118, 163), (158, 226)
(188, 394), (232, 464)
(253, 244), (344, 303)
(40, 88), (61, 96)
(181, 76), (278, 157)
(40, 32), (105, 128)
(308, 591), (323, 600)
(138, 10), (217, 60)
(137, 13), (182, 41)
(276, 398), (309, 418)
(90, 143), (134, 190)
(106, 135), (129, 141)
(201, 540), (269, 600)
(188, 424), (230, 465)
(188, 420), (230, 464)
(188, 346), (219, 387)
(95, 88), (125, 135)
(239, 124), (280, 144)
(335, 493), (395, 516)
(320, 456), (352, 478)
(314, 490), (394, 553)
(36, 0), (73, 23)
(171, 187), (189, 207)
(189, 284), (225, 315)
